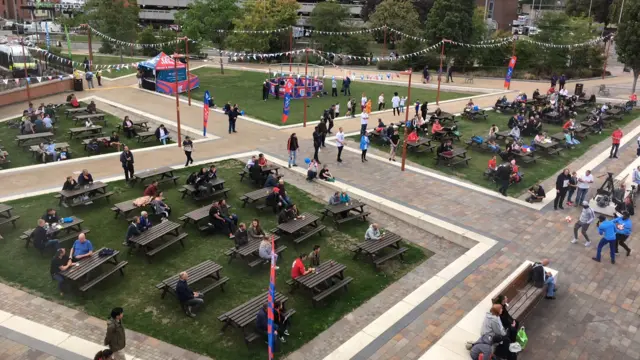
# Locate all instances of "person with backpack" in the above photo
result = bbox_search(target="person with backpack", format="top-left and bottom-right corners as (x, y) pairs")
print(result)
(85, 70), (95, 89)
(119, 146), (134, 182)
(531, 259), (556, 299)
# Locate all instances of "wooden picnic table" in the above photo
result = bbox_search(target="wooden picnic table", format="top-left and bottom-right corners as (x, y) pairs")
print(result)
(427, 111), (456, 123)
(0, 204), (13, 218)
(277, 212), (325, 244)
(72, 113), (106, 126)
(463, 109), (488, 121)
(543, 111), (563, 124)
(534, 140), (562, 155)
(606, 108), (623, 119)
(352, 231), (408, 267)
(291, 259), (352, 306)
(136, 131), (157, 143)
(59, 247), (128, 293)
(218, 291), (290, 337)
(494, 130), (511, 141)
(111, 199), (142, 220)
(225, 235), (285, 267)
(64, 107), (88, 118)
(29, 142), (70, 161)
(22, 216), (85, 247)
(511, 150), (539, 164)
(68, 126), (103, 140)
(116, 119), (149, 132)
(58, 181), (113, 208)
(155, 260), (228, 299)
(179, 178), (229, 201)
(240, 187), (273, 209)
(131, 166), (179, 186)
(0, 204), (19, 230)
(127, 220), (187, 261)
(321, 200), (370, 227)
(405, 137), (436, 153)
(435, 148), (471, 167)
(16, 132), (54, 147)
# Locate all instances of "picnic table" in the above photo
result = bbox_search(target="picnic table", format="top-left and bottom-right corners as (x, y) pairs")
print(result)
(155, 260), (229, 300)
(321, 200), (370, 228)
(276, 212), (326, 244)
(352, 231), (408, 268)
(218, 291), (294, 345)
(68, 126), (103, 140)
(16, 132), (54, 147)
(534, 141), (562, 155)
(72, 113), (106, 126)
(427, 111), (456, 124)
(606, 108), (624, 120)
(290, 260), (352, 306)
(239, 164), (281, 183)
(0, 204), (19, 230)
(240, 187), (273, 210)
(64, 107), (88, 118)
(435, 148), (472, 167)
(116, 119), (149, 133)
(543, 111), (563, 124)
(29, 142), (71, 162)
(58, 181), (113, 208)
(179, 177), (229, 201)
(131, 166), (179, 186)
(225, 235), (286, 267)
(512, 150), (539, 164)
(405, 137), (436, 153)
(573, 101), (588, 111)
(127, 220), (187, 261)
(111, 199), (143, 220)
(494, 130), (511, 141)
(462, 109), (488, 121)
(136, 131), (158, 143)
(59, 247), (128, 293)
(22, 216), (88, 252)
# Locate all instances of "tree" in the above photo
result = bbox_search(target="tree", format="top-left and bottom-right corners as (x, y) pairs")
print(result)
(425, 0), (475, 45)
(309, 2), (350, 52)
(565, 0), (612, 25)
(615, 1), (640, 93)
(226, 0), (299, 53)
(369, 0), (422, 48)
(138, 26), (159, 57)
(84, 0), (139, 61)
(174, 0), (238, 50)
(361, 0), (434, 23)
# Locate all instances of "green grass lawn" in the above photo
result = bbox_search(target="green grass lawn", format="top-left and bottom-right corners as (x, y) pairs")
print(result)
(0, 160), (429, 359)
(350, 109), (640, 196)
(188, 68), (473, 125)
(1, 104), (165, 169)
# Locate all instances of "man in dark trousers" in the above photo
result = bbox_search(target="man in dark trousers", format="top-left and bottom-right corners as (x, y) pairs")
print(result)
(228, 104), (239, 134)
(420, 101), (428, 121)
(559, 74), (566, 90)
(262, 80), (270, 101)
(176, 271), (204, 317)
(554, 169), (571, 210)
(495, 162), (512, 196)
(318, 118), (328, 148)
(120, 146), (134, 182)
(312, 126), (322, 163)
(343, 76), (351, 96)
(447, 67), (454, 83)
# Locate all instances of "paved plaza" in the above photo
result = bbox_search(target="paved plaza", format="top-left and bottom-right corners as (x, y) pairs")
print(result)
(0, 66), (638, 360)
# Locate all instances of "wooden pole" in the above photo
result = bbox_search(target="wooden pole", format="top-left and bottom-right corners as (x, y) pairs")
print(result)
(289, 26), (293, 72)
(602, 39), (611, 79)
(87, 26), (93, 71)
(401, 69), (412, 171)
(174, 54), (182, 147)
(303, 49), (308, 128)
(21, 39), (31, 102)
(436, 40), (445, 105)
(383, 25), (387, 57)
(185, 37), (191, 106)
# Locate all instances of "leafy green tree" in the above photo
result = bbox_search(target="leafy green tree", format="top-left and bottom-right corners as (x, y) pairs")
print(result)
(137, 26), (159, 57)
(174, 0), (238, 50)
(227, 0), (299, 53)
(158, 29), (179, 55)
(425, 0), (475, 61)
(615, 1), (640, 92)
(369, 0), (422, 47)
(565, 0), (611, 25)
(84, 0), (139, 61)
(309, 2), (350, 52)
(361, 0), (434, 23)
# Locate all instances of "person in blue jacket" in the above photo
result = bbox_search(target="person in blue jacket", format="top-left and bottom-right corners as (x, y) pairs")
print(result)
(592, 215), (618, 264)
(360, 132), (370, 162)
(613, 211), (632, 256)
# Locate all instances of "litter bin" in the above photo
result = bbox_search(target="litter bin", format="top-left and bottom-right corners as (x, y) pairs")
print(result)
(73, 79), (83, 91)
(574, 83), (584, 96)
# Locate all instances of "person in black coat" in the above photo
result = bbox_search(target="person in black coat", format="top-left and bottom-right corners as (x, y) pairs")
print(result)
(256, 304), (282, 349)
(228, 105), (239, 134)
(312, 127), (321, 163)
(495, 163), (512, 196)
(554, 168), (571, 210)
(420, 101), (428, 121)
(120, 146), (134, 182)
(318, 120), (328, 148)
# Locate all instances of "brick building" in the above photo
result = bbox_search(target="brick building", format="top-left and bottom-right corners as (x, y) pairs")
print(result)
(476, 0), (519, 31)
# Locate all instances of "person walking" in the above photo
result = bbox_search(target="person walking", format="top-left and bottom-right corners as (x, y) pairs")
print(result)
(85, 70), (94, 89)
(559, 74), (566, 90)
(447, 66), (454, 83)
(554, 169), (571, 210)
(360, 132), (370, 162)
(228, 104), (239, 134)
(389, 129), (399, 161)
(96, 70), (102, 86)
(336, 127), (345, 163)
(377, 93), (385, 111)
(391, 92), (400, 116)
(183, 136), (194, 166)
(495, 162), (512, 197)
(593, 215), (618, 264)
(360, 110), (369, 135)
(287, 133), (299, 168)
(119, 146), (134, 182)
(346, 98), (353, 118)
(613, 211), (632, 256)
(575, 170), (594, 206)
(610, 127), (623, 158)
(331, 77), (338, 97)
(104, 308), (126, 360)
(312, 126), (321, 163)
(572, 201), (595, 246)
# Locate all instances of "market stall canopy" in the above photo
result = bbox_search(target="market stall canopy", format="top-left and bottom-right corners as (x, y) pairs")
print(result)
(138, 52), (186, 71)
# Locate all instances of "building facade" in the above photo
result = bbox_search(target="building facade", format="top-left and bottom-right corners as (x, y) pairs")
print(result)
(476, 0), (519, 31)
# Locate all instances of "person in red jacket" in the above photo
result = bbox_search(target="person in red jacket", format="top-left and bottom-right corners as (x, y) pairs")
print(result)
(610, 127), (623, 158)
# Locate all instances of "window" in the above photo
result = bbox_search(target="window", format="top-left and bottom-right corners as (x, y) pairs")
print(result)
(488, 0), (495, 19)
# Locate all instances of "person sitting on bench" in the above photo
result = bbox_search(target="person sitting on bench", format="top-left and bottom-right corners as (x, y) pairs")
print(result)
(291, 253), (315, 279)
(217, 199), (238, 230)
(122, 116), (137, 139)
(266, 188), (286, 213)
(481, 304), (507, 339)
(77, 169), (94, 186)
(42, 208), (60, 225)
(155, 125), (170, 145)
(151, 194), (171, 219)
(278, 204), (302, 224)
(208, 201), (235, 239)
(264, 172), (278, 188)
(138, 211), (152, 231)
(124, 217), (141, 246)
(436, 140), (453, 158)
(69, 94), (80, 108)
(207, 165), (218, 181)
(143, 181), (159, 197)
(176, 271), (204, 318)
(69, 233), (94, 262)
(259, 237), (279, 266)
(273, 301), (291, 340)
(531, 259), (556, 299)
(328, 192), (341, 205)
(365, 223), (382, 241)
(248, 219), (266, 243)
(234, 223), (248, 249)
(194, 168), (214, 196)
(108, 132), (122, 152)
(62, 176), (78, 191)
(250, 160), (266, 184)
(50, 248), (74, 296)
(308, 245), (321, 267)
(431, 119), (443, 136)
(276, 179), (292, 207)
(256, 304), (282, 349)
(87, 101), (97, 114)
(33, 219), (60, 251)
(526, 182), (546, 203)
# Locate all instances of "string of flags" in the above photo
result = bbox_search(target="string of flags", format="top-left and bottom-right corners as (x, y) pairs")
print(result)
(28, 46), (142, 71)
(521, 33), (613, 48)
(305, 26), (386, 36)
(1, 74), (74, 86)
(84, 25), (197, 49)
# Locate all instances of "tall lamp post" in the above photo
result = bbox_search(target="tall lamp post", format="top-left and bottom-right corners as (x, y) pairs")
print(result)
(20, 38), (31, 102)
(400, 69), (413, 171)
(172, 53), (184, 147)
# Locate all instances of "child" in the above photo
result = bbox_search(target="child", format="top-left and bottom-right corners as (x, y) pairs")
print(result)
(334, 102), (340, 118)
(400, 96), (407, 113)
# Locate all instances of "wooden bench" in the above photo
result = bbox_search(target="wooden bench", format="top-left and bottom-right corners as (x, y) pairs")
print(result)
(492, 264), (547, 323)
(79, 261), (128, 292)
(312, 276), (354, 306)
(373, 247), (408, 267)
(0, 215), (19, 228)
(243, 308), (296, 344)
(293, 225), (326, 244)
(448, 156), (472, 167)
(67, 191), (114, 208)
(335, 212), (371, 225)
(146, 233), (188, 258)
(178, 185), (230, 201)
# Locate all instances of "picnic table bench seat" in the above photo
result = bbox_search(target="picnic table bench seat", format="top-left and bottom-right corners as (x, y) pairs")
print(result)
(373, 247), (408, 267)
(67, 191), (114, 207)
(312, 276), (354, 306)
(179, 185), (230, 201)
(146, 232), (188, 257)
(72, 113), (106, 125)
(247, 245), (287, 268)
(137, 131), (169, 143)
(79, 261), (128, 292)
(491, 261), (549, 323)
(116, 120), (149, 133)
(155, 260), (228, 300)
(0, 215), (19, 228)
(336, 212), (371, 225)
